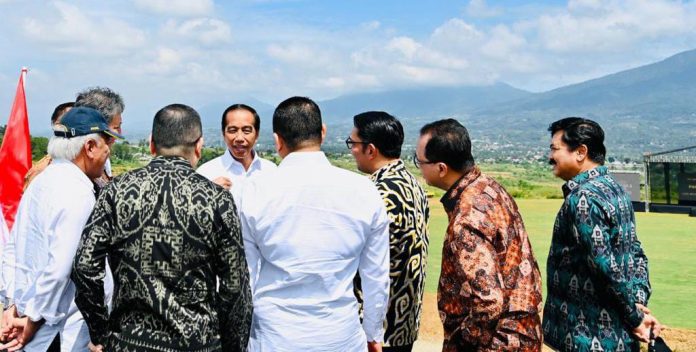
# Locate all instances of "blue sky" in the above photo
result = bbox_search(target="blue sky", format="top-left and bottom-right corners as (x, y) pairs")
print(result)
(1, 0), (695, 135)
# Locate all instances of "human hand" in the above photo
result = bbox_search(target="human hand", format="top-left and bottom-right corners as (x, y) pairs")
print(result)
(0, 316), (43, 351)
(88, 342), (104, 352)
(367, 340), (382, 352)
(633, 313), (662, 343)
(636, 303), (651, 315)
(0, 305), (18, 342)
(213, 177), (233, 190)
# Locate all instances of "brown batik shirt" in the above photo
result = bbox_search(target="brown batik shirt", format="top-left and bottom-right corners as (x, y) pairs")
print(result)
(438, 166), (543, 352)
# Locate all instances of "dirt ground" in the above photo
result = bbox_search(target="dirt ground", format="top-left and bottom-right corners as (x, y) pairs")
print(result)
(416, 292), (696, 352)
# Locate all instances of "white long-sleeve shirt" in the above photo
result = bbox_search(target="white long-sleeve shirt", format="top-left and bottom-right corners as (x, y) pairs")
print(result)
(0, 159), (113, 351)
(196, 149), (277, 203)
(239, 151), (390, 352)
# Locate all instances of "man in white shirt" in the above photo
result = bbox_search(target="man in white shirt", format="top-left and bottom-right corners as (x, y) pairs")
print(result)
(0, 107), (121, 351)
(197, 104), (276, 201)
(240, 96), (390, 352)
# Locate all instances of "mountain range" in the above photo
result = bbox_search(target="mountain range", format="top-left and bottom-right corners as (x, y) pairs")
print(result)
(197, 48), (696, 159)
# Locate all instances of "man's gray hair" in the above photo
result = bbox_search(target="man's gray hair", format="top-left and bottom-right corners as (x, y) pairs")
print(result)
(75, 87), (124, 123)
(48, 133), (103, 161)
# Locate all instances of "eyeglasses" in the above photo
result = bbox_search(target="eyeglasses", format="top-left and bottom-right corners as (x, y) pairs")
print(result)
(345, 137), (370, 149)
(412, 153), (438, 168)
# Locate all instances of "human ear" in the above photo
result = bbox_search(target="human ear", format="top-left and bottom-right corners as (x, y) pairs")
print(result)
(438, 162), (448, 178)
(576, 145), (588, 161)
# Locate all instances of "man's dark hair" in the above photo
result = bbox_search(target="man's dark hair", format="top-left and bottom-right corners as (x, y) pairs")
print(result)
(273, 96), (322, 150)
(353, 111), (403, 158)
(221, 104), (261, 132)
(75, 87), (124, 123)
(51, 102), (75, 125)
(548, 117), (606, 164)
(419, 118), (474, 172)
(152, 104), (202, 153)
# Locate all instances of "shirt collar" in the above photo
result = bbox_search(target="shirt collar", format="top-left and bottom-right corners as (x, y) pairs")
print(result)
(370, 159), (404, 181)
(149, 155), (194, 170)
(562, 165), (608, 197)
(222, 148), (261, 171)
(52, 158), (94, 191)
(279, 151), (330, 168)
(440, 166), (481, 212)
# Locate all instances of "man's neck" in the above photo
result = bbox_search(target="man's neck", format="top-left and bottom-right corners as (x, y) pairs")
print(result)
(575, 161), (601, 178)
(441, 171), (465, 191)
(232, 149), (255, 171)
(370, 157), (399, 174)
(281, 144), (321, 159)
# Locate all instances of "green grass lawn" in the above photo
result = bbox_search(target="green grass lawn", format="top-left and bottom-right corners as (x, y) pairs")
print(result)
(424, 198), (696, 329)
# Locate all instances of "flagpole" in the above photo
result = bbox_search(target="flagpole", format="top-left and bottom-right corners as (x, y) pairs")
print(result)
(21, 67), (27, 89)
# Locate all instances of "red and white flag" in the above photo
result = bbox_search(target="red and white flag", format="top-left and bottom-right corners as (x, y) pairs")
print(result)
(0, 68), (31, 238)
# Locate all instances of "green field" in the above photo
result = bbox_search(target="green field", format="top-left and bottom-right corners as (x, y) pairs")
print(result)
(424, 198), (696, 329)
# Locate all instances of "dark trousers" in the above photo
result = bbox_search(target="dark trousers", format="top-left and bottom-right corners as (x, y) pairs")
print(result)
(383, 344), (414, 352)
(47, 334), (61, 352)
(0, 334), (59, 352)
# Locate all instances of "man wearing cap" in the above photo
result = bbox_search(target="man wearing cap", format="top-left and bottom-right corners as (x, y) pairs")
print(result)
(0, 107), (121, 351)
(72, 104), (252, 351)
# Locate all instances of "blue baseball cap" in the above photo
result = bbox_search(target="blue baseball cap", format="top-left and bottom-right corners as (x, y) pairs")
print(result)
(53, 106), (124, 140)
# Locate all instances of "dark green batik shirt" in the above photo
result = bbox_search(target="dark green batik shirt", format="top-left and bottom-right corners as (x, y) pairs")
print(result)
(543, 166), (651, 352)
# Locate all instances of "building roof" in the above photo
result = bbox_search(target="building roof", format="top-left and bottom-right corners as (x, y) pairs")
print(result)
(644, 145), (696, 163)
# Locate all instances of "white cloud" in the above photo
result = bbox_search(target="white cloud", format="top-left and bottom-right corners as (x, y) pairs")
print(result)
(22, 1), (146, 55)
(430, 19), (484, 50)
(133, 0), (213, 17)
(538, 0), (696, 53)
(386, 37), (421, 59)
(480, 25), (526, 59)
(466, 0), (503, 18)
(360, 21), (381, 31)
(4, 0), (696, 132)
(161, 18), (232, 45)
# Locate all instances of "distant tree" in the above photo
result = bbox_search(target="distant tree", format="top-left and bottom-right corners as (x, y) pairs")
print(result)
(31, 136), (49, 160)
(112, 143), (134, 162)
(199, 147), (224, 165)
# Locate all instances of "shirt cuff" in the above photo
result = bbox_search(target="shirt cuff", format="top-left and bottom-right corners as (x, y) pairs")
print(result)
(625, 307), (645, 329)
(16, 299), (64, 325)
(363, 321), (385, 343)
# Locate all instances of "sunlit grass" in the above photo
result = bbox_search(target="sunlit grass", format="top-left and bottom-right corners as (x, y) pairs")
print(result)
(425, 198), (696, 329)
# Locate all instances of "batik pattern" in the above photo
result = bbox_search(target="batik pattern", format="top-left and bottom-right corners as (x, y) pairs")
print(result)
(72, 156), (252, 352)
(355, 160), (430, 347)
(543, 166), (651, 352)
(439, 167), (543, 352)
